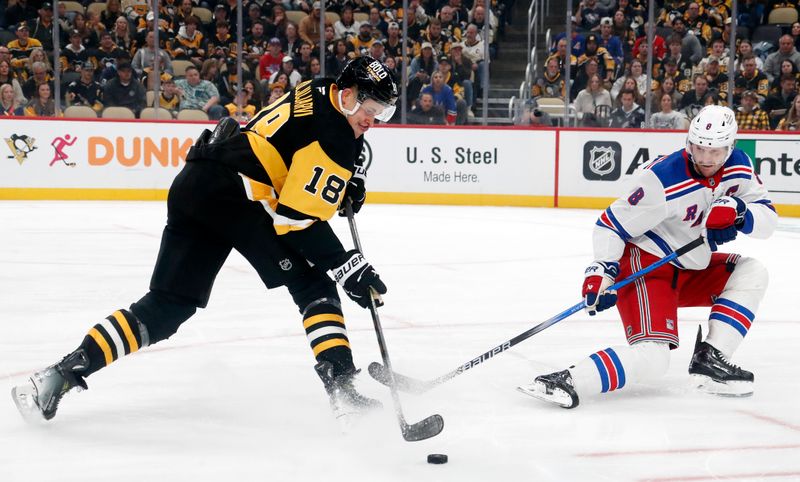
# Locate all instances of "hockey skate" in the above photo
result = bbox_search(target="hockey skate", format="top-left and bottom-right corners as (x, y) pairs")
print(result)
(315, 361), (382, 424)
(517, 369), (580, 409)
(11, 349), (89, 422)
(688, 329), (754, 397)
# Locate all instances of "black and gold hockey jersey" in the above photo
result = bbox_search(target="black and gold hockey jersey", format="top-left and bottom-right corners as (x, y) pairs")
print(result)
(196, 78), (362, 267)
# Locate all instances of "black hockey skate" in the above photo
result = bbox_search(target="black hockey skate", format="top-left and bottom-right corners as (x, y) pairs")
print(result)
(688, 328), (754, 397)
(315, 361), (382, 421)
(11, 348), (89, 422)
(517, 369), (580, 409)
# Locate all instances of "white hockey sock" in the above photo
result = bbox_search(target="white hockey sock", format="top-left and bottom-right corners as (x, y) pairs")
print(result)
(705, 257), (768, 358)
(569, 342), (670, 397)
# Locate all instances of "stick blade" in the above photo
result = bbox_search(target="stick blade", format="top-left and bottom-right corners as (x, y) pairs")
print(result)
(368, 362), (433, 394)
(402, 414), (444, 441)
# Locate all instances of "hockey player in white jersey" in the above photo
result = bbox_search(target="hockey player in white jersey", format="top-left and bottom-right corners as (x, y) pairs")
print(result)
(518, 105), (777, 408)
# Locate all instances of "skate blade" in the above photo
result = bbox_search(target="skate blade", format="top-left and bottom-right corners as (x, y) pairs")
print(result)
(516, 383), (576, 408)
(11, 384), (46, 423)
(690, 374), (754, 397)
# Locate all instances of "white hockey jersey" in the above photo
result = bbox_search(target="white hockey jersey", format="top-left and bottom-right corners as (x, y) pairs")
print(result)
(593, 147), (778, 270)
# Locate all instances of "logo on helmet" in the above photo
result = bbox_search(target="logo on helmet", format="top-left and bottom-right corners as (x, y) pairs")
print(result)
(366, 60), (388, 82)
(706, 123), (712, 130)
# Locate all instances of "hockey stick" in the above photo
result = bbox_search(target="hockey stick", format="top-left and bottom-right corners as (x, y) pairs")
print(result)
(369, 236), (706, 394)
(345, 202), (444, 441)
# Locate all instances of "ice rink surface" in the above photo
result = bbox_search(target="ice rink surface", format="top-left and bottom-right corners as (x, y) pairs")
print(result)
(1, 201), (799, 482)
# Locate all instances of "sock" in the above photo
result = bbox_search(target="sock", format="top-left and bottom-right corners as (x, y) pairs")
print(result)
(80, 309), (148, 376)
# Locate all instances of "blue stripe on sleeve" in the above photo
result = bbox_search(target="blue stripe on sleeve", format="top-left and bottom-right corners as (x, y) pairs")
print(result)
(606, 348), (626, 390)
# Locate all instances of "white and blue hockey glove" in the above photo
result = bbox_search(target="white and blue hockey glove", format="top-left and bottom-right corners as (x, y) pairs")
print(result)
(705, 196), (746, 252)
(582, 261), (619, 316)
(331, 250), (387, 308)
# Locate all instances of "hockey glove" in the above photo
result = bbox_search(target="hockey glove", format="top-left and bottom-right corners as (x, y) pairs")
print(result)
(705, 196), (746, 252)
(331, 250), (387, 308)
(338, 165), (367, 216)
(582, 261), (619, 316)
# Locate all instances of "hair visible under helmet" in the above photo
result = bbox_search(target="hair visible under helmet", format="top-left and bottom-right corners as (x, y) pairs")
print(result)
(686, 105), (738, 163)
(335, 55), (399, 122)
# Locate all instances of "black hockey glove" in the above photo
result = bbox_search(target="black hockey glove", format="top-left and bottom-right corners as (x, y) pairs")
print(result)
(338, 164), (367, 216)
(331, 250), (387, 308)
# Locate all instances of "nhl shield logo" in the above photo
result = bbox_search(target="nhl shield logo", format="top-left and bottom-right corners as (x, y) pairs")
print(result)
(583, 141), (622, 181)
(279, 258), (292, 271)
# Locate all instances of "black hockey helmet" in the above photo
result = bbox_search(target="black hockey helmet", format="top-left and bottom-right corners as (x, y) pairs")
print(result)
(336, 55), (398, 121)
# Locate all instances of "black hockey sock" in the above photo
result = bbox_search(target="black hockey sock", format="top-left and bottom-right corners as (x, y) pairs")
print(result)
(79, 309), (148, 376)
(302, 300), (354, 377)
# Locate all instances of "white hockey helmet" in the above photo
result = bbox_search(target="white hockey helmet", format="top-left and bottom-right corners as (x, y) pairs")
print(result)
(686, 105), (737, 162)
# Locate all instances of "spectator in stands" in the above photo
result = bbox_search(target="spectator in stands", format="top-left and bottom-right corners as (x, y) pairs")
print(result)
(133, 31), (175, 78)
(0, 59), (26, 105)
(407, 41), (436, 103)
(437, 55), (470, 116)
(449, 42), (474, 108)
(469, 9), (495, 58)
(415, 18), (451, 58)
(703, 58), (729, 103)
(764, 74), (797, 129)
(764, 35), (800, 83)
(598, 17), (623, 67)
(224, 88), (256, 122)
(242, 79), (262, 111)
(632, 31), (667, 62)
(4, 0), (38, 28)
(516, 99), (553, 127)
(609, 88), (645, 128)
(293, 41), (316, 78)
(653, 75), (684, 111)
(299, 2), (330, 47)
(8, 23), (43, 65)
(369, 40), (386, 62)
(29, 3), (65, 53)
(407, 92), (447, 125)
(793, 22), (800, 51)
(551, 17), (585, 57)
(421, 70), (462, 125)
(670, 17), (703, 65)
(574, 73), (612, 123)
(735, 90), (770, 130)
(575, 0), (608, 32)
(271, 4), (289, 37)
(655, 57), (690, 95)
(66, 61), (104, 112)
(580, 34), (615, 86)
(21, 60), (52, 101)
(72, 12), (99, 50)
(326, 39), (350, 77)
(664, 34), (694, 82)
(110, 16), (135, 55)
(773, 60), (800, 96)
(696, 38), (730, 75)
(734, 54), (770, 104)
(283, 22), (302, 57)
(100, 0), (124, 31)
(546, 38), (578, 77)
(103, 62), (146, 116)
(650, 92), (686, 129)
(533, 57), (566, 99)
(266, 80), (286, 105)
(461, 24), (485, 69)
(572, 57), (600, 98)
(734, 39), (763, 73)
(244, 3), (268, 35)
(383, 21), (403, 66)
(61, 29), (90, 76)
(170, 15), (207, 67)
(0, 83), (24, 116)
(366, 6), (388, 39)
(175, 64), (225, 119)
(269, 56), (302, 87)
(157, 74), (181, 115)
(349, 22), (378, 57)
(776, 94), (800, 130)
(737, 0), (764, 32)
(680, 74), (711, 110)
(335, 5), (361, 41)
(24, 82), (58, 117)
(611, 10), (635, 57)
(610, 59), (647, 100)
(439, 6), (464, 42)
(684, 2), (711, 47)
(0, 46), (11, 67)
(258, 38), (284, 81)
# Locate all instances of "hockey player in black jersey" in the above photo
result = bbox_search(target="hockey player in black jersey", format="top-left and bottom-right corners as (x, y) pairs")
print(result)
(11, 56), (399, 423)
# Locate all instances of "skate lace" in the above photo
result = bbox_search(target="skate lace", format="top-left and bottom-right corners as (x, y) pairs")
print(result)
(715, 349), (743, 372)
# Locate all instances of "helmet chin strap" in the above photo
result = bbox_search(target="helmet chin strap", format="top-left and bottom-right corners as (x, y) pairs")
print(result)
(338, 89), (359, 117)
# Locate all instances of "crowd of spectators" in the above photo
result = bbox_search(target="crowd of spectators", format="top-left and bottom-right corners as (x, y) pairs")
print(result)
(529, 0), (800, 131)
(0, 0), (510, 123)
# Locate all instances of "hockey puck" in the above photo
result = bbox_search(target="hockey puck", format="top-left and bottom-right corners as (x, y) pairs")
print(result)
(427, 454), (448, 464)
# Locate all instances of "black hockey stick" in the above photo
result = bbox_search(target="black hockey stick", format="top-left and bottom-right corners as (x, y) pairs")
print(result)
(345, 202), (444, 441)
(369, 236), (706, 394)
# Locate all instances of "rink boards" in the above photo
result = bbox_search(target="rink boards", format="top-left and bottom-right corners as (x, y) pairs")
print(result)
(1, 117), (798, 216)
